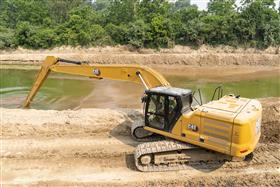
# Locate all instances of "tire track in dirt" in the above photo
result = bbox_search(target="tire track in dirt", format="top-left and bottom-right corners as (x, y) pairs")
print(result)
(2, 136), (279, 169)
(2, 158), (279, 186)
(1, 137), (137, 159)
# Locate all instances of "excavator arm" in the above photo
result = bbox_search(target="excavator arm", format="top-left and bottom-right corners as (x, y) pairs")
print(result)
(23, 56), (170, 108)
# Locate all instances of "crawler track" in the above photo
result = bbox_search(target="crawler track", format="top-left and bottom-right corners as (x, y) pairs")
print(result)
(135, 140), (232, 172)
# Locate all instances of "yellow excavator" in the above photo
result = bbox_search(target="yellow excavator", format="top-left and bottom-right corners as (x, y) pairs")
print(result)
(24, 56), (262, 172)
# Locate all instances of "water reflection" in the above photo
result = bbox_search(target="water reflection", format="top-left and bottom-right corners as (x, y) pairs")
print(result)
(0, 69), (279, 110)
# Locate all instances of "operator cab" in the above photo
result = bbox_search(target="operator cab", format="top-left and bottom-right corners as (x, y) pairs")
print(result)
(144, 87), (192, 132)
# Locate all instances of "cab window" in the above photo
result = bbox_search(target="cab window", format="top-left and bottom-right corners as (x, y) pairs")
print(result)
(168, 96), (178, 124)
(147, 95), (165, 130)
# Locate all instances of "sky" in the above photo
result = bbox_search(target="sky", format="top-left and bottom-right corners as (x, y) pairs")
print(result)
(191, 0), (280, 10)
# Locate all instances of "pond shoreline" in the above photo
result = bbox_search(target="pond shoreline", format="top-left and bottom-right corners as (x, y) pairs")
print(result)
(1, 64), (279, 83)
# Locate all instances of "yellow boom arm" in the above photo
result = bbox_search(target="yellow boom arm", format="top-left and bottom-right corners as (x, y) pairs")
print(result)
(23, 56), (170, 108)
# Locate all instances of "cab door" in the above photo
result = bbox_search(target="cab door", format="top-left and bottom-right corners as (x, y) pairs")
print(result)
(145, 93), (181, 132)
(146, 94), (167, 131)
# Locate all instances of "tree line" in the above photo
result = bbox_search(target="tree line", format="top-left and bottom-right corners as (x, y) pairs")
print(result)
(0, 0), (279, 49)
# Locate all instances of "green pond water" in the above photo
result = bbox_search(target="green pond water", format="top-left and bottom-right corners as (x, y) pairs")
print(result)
(0, 69), (279, 110)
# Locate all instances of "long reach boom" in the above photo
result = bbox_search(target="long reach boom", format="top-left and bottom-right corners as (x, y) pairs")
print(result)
(23, 56), (170, 108)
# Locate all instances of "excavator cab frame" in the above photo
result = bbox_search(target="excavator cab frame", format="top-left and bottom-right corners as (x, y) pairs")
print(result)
(144, 87), (193, 133)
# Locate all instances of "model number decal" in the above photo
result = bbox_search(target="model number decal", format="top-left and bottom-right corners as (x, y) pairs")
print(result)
(188, 124), (198, 131)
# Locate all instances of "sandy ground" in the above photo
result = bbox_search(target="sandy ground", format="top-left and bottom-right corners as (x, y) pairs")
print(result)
(1, 97), (279, 186)
(0, 46), (279, 66)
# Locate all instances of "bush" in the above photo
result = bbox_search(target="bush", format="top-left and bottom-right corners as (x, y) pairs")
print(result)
(105, 23), (128, 45)
(91, 24), (112, 46)
(15, 22), (56, 49)
(0, 26), (16, 49)
(127, 20), (147, 48)
(15, 22), (34, 48)
(149, 15), (174, 48)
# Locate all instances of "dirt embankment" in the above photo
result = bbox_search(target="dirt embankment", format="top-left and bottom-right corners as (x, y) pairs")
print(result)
(0, 45), (279, 66)
(1, 97), (279, 186)
(259, 98), (280, 143)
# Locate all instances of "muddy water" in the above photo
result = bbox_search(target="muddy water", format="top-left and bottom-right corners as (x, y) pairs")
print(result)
(0, 69), (279, 110)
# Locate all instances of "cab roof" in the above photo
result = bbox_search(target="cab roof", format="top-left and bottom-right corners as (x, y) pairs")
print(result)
(146, 86), (192, 97)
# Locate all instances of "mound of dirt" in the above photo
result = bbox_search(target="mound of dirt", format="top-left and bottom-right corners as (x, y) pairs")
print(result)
(259, 97), (280, 143)
(1, 108), (143, 138)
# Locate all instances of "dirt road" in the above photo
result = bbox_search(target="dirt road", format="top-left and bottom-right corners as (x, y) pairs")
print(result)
(1, 98), (279, 186)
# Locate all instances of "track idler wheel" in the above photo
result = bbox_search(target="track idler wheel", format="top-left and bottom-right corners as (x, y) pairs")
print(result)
(140, 154), (152, 165)
(131, 121), (153, 140)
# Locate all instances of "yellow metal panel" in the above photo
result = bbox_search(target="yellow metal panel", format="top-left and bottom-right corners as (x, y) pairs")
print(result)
(50, 64), (170, 89)
(180, 110), (201, 143)
(170, 117), (182, 136)
(199, 110), (233, 154)
(231, 99), (262, 157)
(145, 125), (230, 154)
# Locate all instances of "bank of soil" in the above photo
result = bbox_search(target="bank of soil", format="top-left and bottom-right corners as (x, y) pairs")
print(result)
(0, 46), (279, 66)
(259, 98), (280, 143)
(1, 97), (279, 186)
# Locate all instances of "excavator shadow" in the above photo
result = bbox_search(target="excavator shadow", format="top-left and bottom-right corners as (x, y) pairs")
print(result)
(109, 114), (142, 147)
(109, 122), (140, 171)
(125, 153), (138, 171)
(187, 161), (226, 173)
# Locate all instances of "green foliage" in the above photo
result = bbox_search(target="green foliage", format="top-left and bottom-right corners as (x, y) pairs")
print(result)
(0, 0), (279, 49)
(238, 0), (280, 47)
(127, 19), (147, 48)
(0, 26), (16, 49)
(106, 0), (137, 24)
(137, 0), (171, 22)
(263, 18), (280, 46)
(208, 0), (236, 16)
(15, 22), (56, 49)
(200, 15), (236, 45)
(173, 0), (191, 10)
(175, 5), (202, 45)
(105, 23), (128, 44)
(3, 0), (49, 28)
(149, 15), (174, 48)
(93, 0), (111, 11)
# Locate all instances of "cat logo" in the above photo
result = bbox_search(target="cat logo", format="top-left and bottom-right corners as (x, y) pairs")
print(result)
(188, 123), (198, 132)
